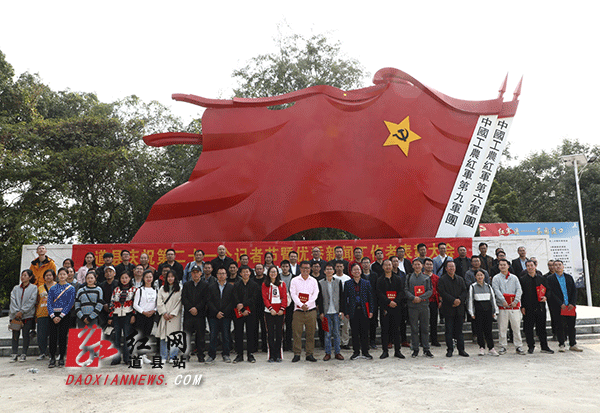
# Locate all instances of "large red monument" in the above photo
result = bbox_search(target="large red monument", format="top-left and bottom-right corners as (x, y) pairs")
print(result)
(131, 68), (520, 243)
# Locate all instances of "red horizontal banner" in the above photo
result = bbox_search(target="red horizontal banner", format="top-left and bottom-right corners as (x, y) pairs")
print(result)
(72, 238), (472, 269)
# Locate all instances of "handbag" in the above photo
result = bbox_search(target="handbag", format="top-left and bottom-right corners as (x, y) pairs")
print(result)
(9, 319), (24, 331)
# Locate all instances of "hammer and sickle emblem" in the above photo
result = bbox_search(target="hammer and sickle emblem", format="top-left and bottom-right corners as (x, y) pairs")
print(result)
(393, 129), (409, 142)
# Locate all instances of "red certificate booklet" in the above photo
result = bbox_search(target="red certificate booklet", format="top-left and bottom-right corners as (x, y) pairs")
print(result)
(387, 291), (397, 300)
(414, 285), (425, 297)
(561, 305), (576, 316)
(235, 306), (251, 318)
(536, 285), (547, 302)
(299, 293), (309, 304)
(502, 294), (520, 309)
(322, 316), (329, 332)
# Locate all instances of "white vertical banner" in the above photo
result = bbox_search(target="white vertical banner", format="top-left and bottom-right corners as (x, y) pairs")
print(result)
(456, 116), (514, 237)
(436, 115), (498, 237)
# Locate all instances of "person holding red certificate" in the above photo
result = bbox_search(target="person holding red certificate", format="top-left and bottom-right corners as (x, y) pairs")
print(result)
(344, 263), (375, 360)
(491, 259), (525, 355)
(289, 261), (320, 362)
(318, 264), (345, 361)
(376, 259), (405, 359)
(232, 265), (260, 363)
(519, 260), (554, 354)
(404, 259), (433, 358)
(546, 260), (582, 352)
(262, 266), (288, 362)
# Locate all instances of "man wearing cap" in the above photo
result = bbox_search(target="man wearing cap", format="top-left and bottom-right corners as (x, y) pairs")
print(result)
(182, 265), (209, 362)
(96, 252), (114, 284)
(99, 266), (118, 342)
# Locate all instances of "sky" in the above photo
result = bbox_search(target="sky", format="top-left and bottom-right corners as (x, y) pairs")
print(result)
(1, 0), (598, 162)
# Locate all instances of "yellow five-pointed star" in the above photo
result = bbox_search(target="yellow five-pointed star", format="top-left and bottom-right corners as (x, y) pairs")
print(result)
(383, 116), (422, 156)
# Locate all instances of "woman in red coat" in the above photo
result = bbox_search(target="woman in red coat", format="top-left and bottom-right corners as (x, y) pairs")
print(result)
(262, 266), (287, 362)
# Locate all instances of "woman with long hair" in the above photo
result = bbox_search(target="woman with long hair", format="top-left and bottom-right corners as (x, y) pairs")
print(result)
(76, 252), (97, 284)
(9, 269), (38, 362)
(262, 266), (287, 362)
(75, 270), (104, 328)
(263, 252), (280, 273)
(133, 269), (158, 364)
(47, 267), (76, 367)
(108, 271), (137, 365)
(157, 270), (182, 363)
(36, 269), (56, 360)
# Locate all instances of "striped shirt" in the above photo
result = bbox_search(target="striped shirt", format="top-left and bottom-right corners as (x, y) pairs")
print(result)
(75, 286), (104, 321)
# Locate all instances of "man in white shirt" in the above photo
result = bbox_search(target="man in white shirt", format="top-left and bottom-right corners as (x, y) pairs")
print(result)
(289, 261), (320, 362)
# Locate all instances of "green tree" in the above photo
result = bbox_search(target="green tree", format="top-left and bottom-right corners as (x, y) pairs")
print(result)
(232, 31), (367, 240)
(0, 50), (202, 305)
(233, 32), (368, 100)
(481, 139), (600, 304)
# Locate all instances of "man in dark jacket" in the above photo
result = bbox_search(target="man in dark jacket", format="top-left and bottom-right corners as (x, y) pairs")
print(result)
(344, 264), (375, 360)
(546, 260), (583, 352)
(182, 265), (209, 362)
(157, 249), (184, 282)
(232, 265), (260, 363)
(437, 261), (469, 357)
(519, 260), (553, 354)
(206, 267), (235, 362)
(376, 259), (405, 359)
(210, 244), (236, 274)
(454, 246), (471, 279)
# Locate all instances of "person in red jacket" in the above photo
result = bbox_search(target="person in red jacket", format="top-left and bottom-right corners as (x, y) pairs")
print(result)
(262, 266), (288, 362)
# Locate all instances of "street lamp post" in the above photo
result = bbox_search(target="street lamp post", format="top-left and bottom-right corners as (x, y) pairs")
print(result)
(560, 154), (593, 306)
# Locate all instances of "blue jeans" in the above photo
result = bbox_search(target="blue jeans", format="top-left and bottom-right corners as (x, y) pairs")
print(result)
(208, 317), (231, 359)
(324, 313), (341, 355)
(160, 339), (179, 360)
(37, 316), (50, 355)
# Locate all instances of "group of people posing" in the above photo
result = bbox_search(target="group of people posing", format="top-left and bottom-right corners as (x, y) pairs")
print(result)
(8, 242), (582, 367)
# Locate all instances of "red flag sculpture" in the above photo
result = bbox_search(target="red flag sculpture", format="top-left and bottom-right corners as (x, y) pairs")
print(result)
(132, 68), (519, 243)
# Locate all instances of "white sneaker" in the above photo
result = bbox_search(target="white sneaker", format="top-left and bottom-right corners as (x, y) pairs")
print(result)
(558, 345), (566, 352)
(161, 359), (167, 365)
(498, 347), (507, 355)
(10, 354), (18, 363)
(142, 355), (152, 364)
(516, 347), (526, 355)
(488, 348), (500, 357)
(19, 354), (27, 362)
(478, 347), (485, 356)
(37, 354), (47, 361)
